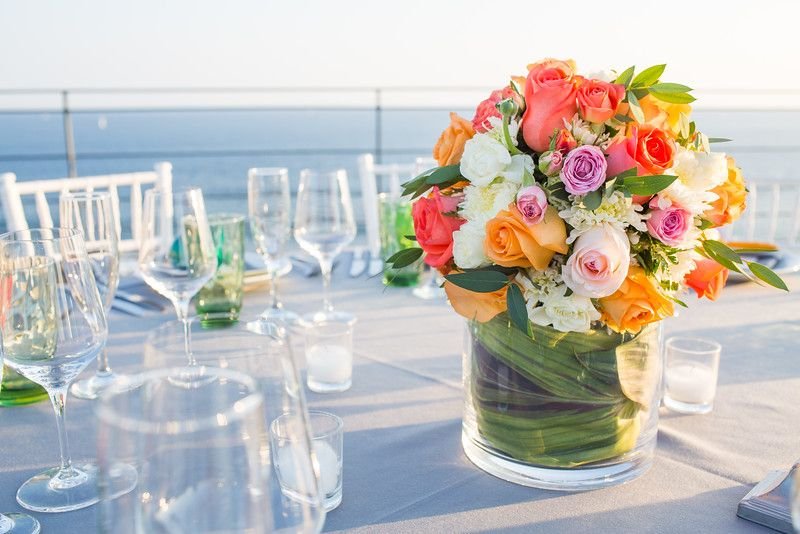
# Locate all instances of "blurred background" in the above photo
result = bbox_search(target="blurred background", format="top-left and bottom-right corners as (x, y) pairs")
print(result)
(1, 0), (798, 233)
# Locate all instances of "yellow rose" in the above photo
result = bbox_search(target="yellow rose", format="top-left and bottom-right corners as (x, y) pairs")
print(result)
(638, 95), (691, 139)
(484, 204), (568, 270)
(704, 156), (747, 227)
(599, 266), (674, 334)
(433, 112), (475, 166)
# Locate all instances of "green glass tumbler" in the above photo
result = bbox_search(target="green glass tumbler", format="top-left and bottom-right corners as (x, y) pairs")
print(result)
(195, 214), (245, 327)
(379, 193), (422, 287)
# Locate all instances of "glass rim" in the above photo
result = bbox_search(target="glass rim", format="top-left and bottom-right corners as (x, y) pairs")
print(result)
(298, 168), (347, 179)
(248, 167), (288, 177)
(665, 336), (721, 355)
(95, 366), (264, 435)
(143, 186), (203, 197)
(58, 190), (113, 202)
(272, 410), (343, 441)
(0, 227), (82, 243)
(146, 314), (289, 348)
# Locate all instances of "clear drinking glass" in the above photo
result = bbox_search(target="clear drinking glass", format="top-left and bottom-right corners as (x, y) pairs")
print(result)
(0, 228), (135, 512)
(248, 167), (300, 325)
(60, 190), (121, 399)
(97, 366), (322, 534)
(293, 169), (357, 325)
(411, 157), (446, 300)
(141, 316), (326, 532)
(663, 337), (722, 415)
(138, 187), (218, 358)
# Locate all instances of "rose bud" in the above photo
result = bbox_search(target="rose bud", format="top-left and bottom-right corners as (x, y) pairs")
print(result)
(516, 185), (549, 225)
(538, 150), (564, 177)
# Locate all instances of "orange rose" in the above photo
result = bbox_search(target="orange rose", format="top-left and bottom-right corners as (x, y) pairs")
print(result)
(576, 79), (626, 123)
(444, 280), (508, 322)
(606, 125), (676, 178)
(704, 156), (747, 227)
(685, 258), (729, 301)
(599, 266), (675, 334)
(484, 204), (568, 270)
(433, 112), (474, 166)
(638, 95), (691, 139)
(521, 59), (579, 152)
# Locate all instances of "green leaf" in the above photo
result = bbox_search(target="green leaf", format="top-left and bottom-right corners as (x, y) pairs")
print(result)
(649, 82), (692, 93)
(697, 218), (714, 230)
(649, 90), (696, 104)
(506, 284), (529, 333)
(582, 189), (603, 210)
(425, 164), (462, 185)
(626, 90), (645, 123)
(631, 64), (666, 88)
(620, 175), (677, 196)
(403, 234), (417, 241)
(615, 66), (635, 88)
(385, 247), (423, 269)
(401, 175), (427, 195)
(701, 240), (743, 274)
(746, 261), (789, 291)
(707, 137), (732, 143)
(614, 113), (634, 124)
(608, 167), (638, 181)
(445, 270), (509, 293)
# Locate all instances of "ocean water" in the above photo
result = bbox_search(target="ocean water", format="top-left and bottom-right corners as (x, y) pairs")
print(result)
(1, 108), (798, 234)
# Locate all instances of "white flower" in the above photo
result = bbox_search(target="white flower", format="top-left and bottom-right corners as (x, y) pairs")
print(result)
(452, 220), (489, 269)
(459, 134), (512, 187)
(657, 249), (698, 287)
(459, 181), (519, 225)
(501, 154), (534, 184)
(515, 267), (563, 308)
(562, 224), (630, 298)
(588, 69), (616, 83)
(564, 114), (611, 148)
(559, 191), (647, 244)
(670, 147), (727, 193)
(529, 284), (601, 333)
(659, 179), (718, 217)
(486, 117), (520, 144)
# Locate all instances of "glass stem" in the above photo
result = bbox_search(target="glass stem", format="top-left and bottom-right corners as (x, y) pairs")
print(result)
(268, 270), (281, 310)
(49, 389), (74, 473)
(174, 298), (195, 365)
(320, 257), (334, 313)
(95, 347), (112, 376)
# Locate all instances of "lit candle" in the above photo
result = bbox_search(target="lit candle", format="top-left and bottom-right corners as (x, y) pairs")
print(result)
(666, 362), (717, 404)
(306, 344), (352, 384)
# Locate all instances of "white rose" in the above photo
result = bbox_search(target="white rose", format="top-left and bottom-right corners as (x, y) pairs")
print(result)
(452, 220), (489, 269)
(529, 285), (600, 333)
(501, 154), (534, 184)
(671, 147), (727, 193)
(460, 181), (519, 225)
(562, 224), (630, 298)
(459, 134), (512, 187)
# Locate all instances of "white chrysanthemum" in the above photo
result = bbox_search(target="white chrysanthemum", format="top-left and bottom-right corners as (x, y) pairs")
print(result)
(452, 220), (489, 269)
(671, 147), (727, 193)
(460, 181), (519, 225)
(459, 134), (512, 187)
(565, 114), (611, 148)
(559, 191), (647, 244)
(515, 267), (563, 310)
(501, 154), (534, 184)
(657, 249), (698, 286)
(658, 180), (718, 217)
(486, 117), (520, 144)
(528, 284), (601, 333)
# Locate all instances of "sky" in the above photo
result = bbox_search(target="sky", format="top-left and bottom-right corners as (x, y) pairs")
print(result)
(1, 0), (799, 108)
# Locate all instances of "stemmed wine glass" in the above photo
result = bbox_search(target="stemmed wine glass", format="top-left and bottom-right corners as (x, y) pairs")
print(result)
(138, 188), (217, 358)
(294, 169), (357, 324)
(60, 191), (121, 399)
(411, 157), (445, 300)
(248, 167), (299, 325)
(0, 228), (135, 512)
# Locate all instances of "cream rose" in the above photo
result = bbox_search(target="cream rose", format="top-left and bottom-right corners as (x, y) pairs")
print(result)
(452, 220), (490, 269)
(562, 224), (630, 298)
(459, 134), (512, 187)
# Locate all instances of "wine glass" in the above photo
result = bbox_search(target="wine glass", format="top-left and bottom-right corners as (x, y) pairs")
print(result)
(294, 169), (357, 324)
(138, 187), (217, 358)
(248, 167), (300, 325)
(59, 190), (121, 399)
(411, 157), (446, 300)
(0, 228), (135, 512)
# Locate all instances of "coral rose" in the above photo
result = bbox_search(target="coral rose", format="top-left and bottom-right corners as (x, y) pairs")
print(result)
(639, 95), (692, 139)
(444, 279), (508, 322)
(411, 187), (465, 268)
(472, 87), (522, 133)
(484, 204), (568, 270)
(576, 79), (625, 123)
(599, 266), (675, 334)
(704, 156), (747, 227)
(685, 258), (728, 301)
(521, 59), (579, 152)
(433, 112), (475, 166)
(606, 125), (676, 178)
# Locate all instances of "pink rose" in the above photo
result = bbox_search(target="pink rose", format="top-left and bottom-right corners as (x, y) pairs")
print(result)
(516, 185), (548, 225)
(576, 79), (626, 123)
(411, 187), (465, 268)
(646, 198), (691, 246)
(471, 87), (521, 133)
(521, 59), (579, 152)
(559, 145), (607, 196)
(538, 150), (563, 177)
(563, 225), (630, 298)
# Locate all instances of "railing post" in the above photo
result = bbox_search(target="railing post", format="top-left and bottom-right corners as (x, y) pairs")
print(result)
(374, 88), (382, 164)
(62, 90), (77, 177)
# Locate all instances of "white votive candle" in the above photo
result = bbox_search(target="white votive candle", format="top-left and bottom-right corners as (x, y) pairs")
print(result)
(276, 441), (340, 496)
(666, 362), (717, 404)
(306, 344), (352, 385)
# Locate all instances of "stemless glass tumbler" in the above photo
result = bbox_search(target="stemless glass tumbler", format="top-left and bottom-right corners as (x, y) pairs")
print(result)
(0, 228), (134, 512)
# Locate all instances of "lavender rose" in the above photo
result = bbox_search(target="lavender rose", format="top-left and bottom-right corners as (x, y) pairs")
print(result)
(647, 198), (691, 246)
(516, 185), (548, 225)
(559, 145), (607, 195)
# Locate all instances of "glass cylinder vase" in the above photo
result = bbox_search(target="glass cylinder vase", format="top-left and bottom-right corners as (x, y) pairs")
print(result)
(462, 316), (662, 491)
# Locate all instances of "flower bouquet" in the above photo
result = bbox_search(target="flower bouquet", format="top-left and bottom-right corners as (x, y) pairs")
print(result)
(388, 59), (787, 490)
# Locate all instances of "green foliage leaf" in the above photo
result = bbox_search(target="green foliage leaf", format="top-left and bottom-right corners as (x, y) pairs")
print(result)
(582, 189), (603, 210)
(615, 66), (635, 88)
(425, 164), (462, 185)
(631, 64), (666, 88)
(707, 137), (732, 143)
(649, 90), (696, 104)
(445, 270), (509, 293)
(620, 175), (677, 196)
(626, 90), (645, 123)
(404, 234), (417, 241)
(608, 167), (638, 181)
(649, 82), (692, 93)
(614, 113), (634, 124)
(746, 261), (789, 291)
(697, 218), (714, 230)
(506, 284), (529, 333)
(385, 247), (423, 269)
(701, 240), (743, 274)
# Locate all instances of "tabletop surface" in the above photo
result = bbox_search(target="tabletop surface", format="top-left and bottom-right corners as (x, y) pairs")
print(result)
(1, 260), (798, 533)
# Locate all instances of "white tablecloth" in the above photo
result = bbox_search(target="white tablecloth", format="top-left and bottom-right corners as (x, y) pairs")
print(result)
(1, 264), (798, 533)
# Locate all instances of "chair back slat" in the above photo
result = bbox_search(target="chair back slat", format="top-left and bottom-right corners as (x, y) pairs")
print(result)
(34, 191), (54, 228)
(724, 179), (800, 249)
